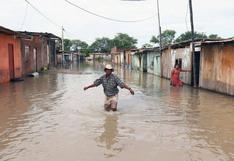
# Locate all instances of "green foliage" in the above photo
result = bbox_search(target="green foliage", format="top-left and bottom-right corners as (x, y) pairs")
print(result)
(151, 30), (221, 46)
(208, 34), (221, 39)
(150, 29), (176, 47)
(175, 31), (208, 42)
(89, 37), (113, 53)
(142, 43), (153, 48)
(150, 36), (159, 44)
(112, 33), (137, 49)
(64, 39), (72, 52)
(71, 39), (88, 52)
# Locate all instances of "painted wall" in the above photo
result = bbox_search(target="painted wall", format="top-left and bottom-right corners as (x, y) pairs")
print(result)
(146, 52), (155, 74)
(0, 34), (22, 83)
(154, 54), (161, 76)
(162, 46), (192, 84)
(131, 54), (140, 70)
(200, 43), (234, 95)
(112, 53), (121, 65)
(21, 35), (50, 75)
(171, 47), (192, 84)
(161, 47), (173, 79)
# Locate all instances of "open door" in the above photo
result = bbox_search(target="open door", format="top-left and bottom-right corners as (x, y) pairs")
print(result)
(143, 53), (147, 72)
(33, 48), (37, 72)
(8, 44), (15, 80)
(194, 51), (200, 86)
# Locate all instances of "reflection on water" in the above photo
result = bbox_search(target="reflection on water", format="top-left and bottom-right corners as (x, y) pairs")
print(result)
(0, 62), (234, 161)
(96, 115), (121, 158)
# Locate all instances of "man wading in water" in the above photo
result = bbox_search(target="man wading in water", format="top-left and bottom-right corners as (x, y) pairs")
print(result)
(84, 64), (134, 111)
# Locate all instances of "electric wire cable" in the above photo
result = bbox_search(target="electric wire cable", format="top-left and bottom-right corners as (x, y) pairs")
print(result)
(64, 0), (156, 23)
(24, 0), (61, 28)
(20, 3), (28, 30)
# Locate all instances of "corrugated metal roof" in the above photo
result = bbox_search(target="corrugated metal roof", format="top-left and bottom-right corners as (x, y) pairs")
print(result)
(18, 31), (61, 39)
(0, 26), (31, 39)
(0, 26), (16, 35)
(201, 38), (234, 44)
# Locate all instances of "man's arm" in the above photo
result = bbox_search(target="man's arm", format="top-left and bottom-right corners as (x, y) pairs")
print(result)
(84, 84), (96, 91)
(115, 75), (134, 95)
(84, 76), (103, 91)
(122, 83), (134, 95)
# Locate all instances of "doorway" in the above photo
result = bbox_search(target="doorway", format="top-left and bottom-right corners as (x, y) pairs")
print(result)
(142, 53), (147, 72)
(8, 44), (15, 80)
(33, 48), (37, 72)
(194, 51), (200, 86)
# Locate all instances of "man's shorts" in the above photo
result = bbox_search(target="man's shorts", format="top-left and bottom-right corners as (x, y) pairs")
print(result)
(104, 94), (118, 111)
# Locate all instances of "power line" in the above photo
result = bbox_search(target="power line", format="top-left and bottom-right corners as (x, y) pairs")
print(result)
(24, 0), (76, 39)
(64, 0), (156, 23)
(24, 0), (61, 28)
(20, 2), (28, 30)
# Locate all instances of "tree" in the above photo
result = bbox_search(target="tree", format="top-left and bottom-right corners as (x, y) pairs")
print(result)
(150, 29), (176, 47)
(112, 33), (137, 49)
(89, 37), (113, 53)
(150, 36), (159, 44)
(208, 34), (221, 39)
(64, 39), (72, 51)
(142, 43), (153, 48)
(71, 39), (88, 52)
(175, 31), (208, 42)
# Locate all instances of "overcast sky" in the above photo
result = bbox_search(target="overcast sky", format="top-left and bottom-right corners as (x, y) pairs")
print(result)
(1, 0), (234, 47)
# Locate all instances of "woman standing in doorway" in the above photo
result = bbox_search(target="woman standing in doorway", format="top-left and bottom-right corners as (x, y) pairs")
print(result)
(170, 64), (191, 87)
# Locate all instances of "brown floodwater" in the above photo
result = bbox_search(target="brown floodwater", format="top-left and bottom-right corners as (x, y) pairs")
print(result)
(0, 62), (234, 161)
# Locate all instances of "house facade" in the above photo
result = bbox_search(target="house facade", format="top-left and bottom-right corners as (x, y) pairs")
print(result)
(0, 26), (23, 83)
(20, 32), (60, 75)
(199, 39), (234, 95)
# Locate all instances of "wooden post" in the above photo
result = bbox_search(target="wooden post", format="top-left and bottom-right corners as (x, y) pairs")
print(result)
(189, 0), (196, 86)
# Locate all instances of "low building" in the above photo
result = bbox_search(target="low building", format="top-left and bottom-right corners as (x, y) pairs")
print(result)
(132, 48), (161, 76)
(0, 26), (24, 83)
(91, 53), (111, 61)
(111, 47), (122, 65)
(161, 41), (199, 85)
(131, 51), (141, 71)
(199, 38), (234, 95)
(20, 32), (60, 75)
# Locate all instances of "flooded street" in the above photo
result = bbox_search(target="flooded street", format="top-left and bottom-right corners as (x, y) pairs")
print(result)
(0, 62), (234, 161)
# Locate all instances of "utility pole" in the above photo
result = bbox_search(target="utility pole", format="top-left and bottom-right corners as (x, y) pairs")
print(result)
(156, 0), (163, 77)
(62, 26), (65, 63)
(157, 0), (162, 52)
(189, 0), (196, 87)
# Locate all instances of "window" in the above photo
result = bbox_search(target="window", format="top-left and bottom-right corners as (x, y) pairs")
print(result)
(175, 58), (182, 68)
(24, 46), (30, 62)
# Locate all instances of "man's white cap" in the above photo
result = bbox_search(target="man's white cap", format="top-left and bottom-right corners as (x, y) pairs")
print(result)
(104, 64), (113, 70)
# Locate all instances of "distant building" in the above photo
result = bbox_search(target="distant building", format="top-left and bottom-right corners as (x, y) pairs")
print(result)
(111, 47), (136, 68)
(132, 48), (161, 76)
(111, 47), (122, 65)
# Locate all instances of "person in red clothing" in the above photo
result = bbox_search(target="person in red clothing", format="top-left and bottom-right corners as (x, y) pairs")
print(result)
(170, 64), (190, 87)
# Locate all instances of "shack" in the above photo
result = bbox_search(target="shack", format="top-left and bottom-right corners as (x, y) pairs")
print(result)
(132, 48), (161, 76)
(0, 26), (24, 83)
(111, 47), (122, 65)
(19, 32), (60, 75)
(161, 41), (201, 85)
(199, 38), (234, 95)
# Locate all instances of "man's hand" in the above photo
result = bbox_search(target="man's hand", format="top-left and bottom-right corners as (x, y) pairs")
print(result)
(84, 86), (89, 91)
(129, 88), (134, 95)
